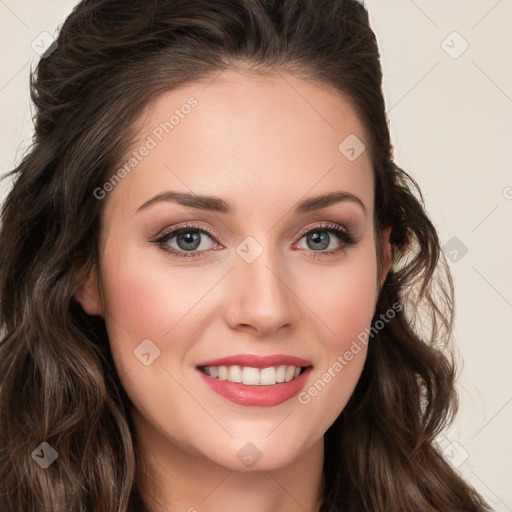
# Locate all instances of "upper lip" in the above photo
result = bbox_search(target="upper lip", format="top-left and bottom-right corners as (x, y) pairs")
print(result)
(196, 354), (312, 369)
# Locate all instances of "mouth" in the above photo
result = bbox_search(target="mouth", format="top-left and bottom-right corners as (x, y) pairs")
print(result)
(195, 354), (313, 407)
(198, 364), (310, 386)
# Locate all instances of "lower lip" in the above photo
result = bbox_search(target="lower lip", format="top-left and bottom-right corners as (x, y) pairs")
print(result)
(198, 367), (312, 407)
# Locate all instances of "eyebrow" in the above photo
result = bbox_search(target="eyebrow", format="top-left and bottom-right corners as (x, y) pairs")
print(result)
(136, 190), (366, 215)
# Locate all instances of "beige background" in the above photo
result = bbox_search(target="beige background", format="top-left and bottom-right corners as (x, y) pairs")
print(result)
(1, 1), (511, 509)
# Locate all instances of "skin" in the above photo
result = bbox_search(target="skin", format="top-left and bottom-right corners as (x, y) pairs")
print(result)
(76, 68), (393, 512)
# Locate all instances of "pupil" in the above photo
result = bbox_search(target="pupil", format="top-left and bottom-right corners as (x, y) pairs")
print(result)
(178, 231), (200, 250)
(309, 231), (329, 250)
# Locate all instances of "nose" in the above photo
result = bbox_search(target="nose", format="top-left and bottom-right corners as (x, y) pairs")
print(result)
(224, 245), (301, 337)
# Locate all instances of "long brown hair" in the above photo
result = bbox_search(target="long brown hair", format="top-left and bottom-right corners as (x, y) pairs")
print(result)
(0, 0), (491, 510)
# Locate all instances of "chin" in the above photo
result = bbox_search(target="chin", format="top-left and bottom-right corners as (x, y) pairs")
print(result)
(199, 434), (314, 473)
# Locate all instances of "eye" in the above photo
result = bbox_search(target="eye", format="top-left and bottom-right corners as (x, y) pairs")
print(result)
(152, 221), (358, 260)
(293, 222), (358, 258)
(153, 222), (222, 260)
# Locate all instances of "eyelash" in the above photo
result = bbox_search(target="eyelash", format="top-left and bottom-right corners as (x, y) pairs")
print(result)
(152, 221), (358, 260)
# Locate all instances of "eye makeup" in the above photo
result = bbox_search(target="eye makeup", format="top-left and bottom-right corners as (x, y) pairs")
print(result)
(151, 221), (359, 261)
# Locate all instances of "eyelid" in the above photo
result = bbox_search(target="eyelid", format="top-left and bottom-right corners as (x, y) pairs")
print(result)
(294, 221), (352, 240)
(153, 220), (352, 243)
(152, 222), (223, 245)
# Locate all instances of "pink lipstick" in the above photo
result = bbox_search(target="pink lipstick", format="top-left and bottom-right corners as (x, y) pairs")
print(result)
(196, 354), (313, 407)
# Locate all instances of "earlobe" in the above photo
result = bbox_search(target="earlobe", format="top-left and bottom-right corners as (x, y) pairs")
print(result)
(74, 270), (103, 316)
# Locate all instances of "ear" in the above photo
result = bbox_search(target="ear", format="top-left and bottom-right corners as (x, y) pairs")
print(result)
(378, 226), (394, 289)
(74, 268), (103, 316)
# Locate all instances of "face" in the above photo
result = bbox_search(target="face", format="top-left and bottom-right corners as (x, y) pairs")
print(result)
(77, 68), (392, 473)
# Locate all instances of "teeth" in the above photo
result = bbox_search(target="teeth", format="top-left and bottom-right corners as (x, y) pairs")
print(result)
(260, 367), (277, 386)
(228, 365), (243, 383)
(242, 367), (260, 385)
(201, 365), (305, 385)
(276, 365), (286, 383)
(285, 365), (295, 382)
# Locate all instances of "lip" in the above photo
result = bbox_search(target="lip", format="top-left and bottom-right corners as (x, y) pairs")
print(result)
(198, 367), (312, 407)
(196, 354), (313, 407)
(196, 354), (312, 369)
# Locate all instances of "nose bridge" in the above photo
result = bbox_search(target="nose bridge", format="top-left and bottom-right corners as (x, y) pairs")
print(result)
(225, 235), (299, 334)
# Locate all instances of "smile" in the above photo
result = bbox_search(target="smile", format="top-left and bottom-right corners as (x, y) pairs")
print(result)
(196, 354), (313, 407)
(199, 365), (308, 386)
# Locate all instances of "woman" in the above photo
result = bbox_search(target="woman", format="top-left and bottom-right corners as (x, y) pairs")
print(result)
(0, 0), (492, 510)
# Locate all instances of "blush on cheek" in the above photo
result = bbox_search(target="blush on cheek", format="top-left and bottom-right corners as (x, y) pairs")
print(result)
(304, 254), (378, 354)
(100, 254), (187, 336)
(336, 281), (376, 345)
(99, 253), (225, 373)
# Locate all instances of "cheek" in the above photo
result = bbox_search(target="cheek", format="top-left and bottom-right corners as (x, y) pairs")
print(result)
(300, 242), (378, 350)
(98, 216), (220, 338)
(98, 250), (214, 431)
(291, 244), (378, 435)
(99, 253), (207, 368)
(101, 258), (195, 334)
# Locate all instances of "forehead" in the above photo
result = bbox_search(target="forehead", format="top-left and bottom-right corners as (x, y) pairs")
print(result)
(104, 68), (374, 220)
